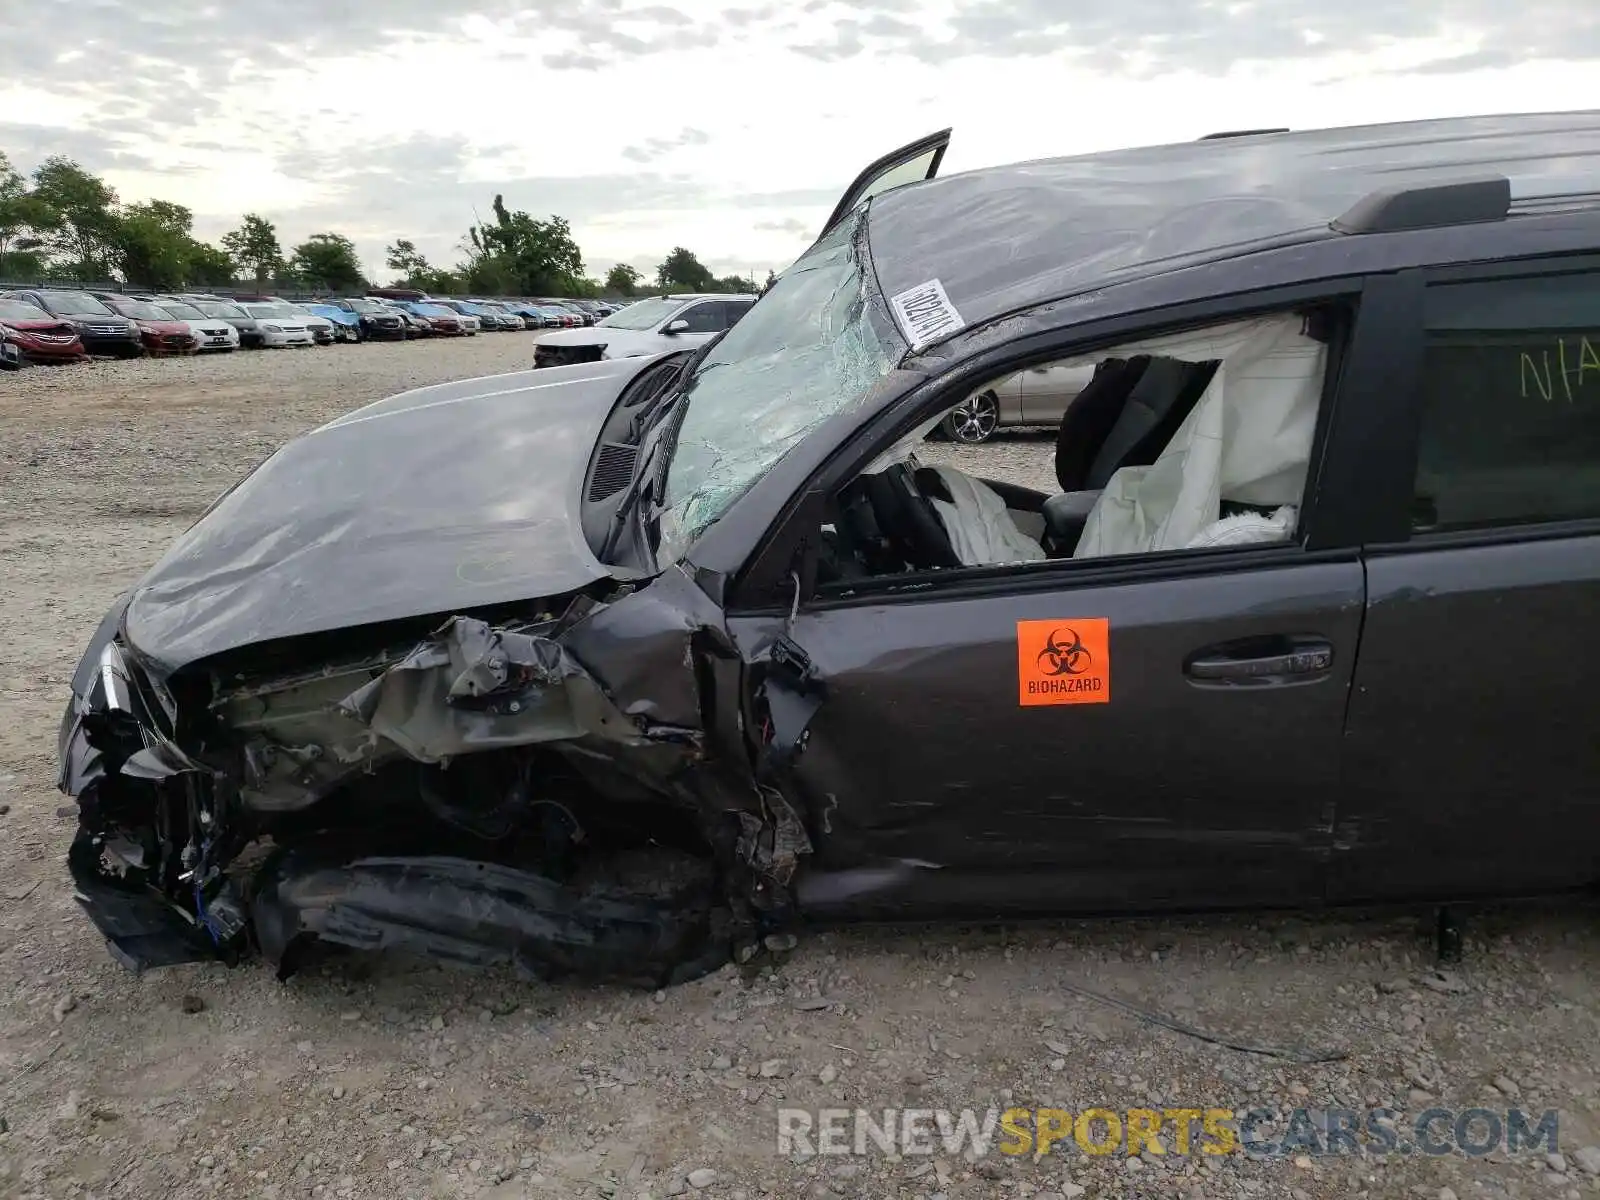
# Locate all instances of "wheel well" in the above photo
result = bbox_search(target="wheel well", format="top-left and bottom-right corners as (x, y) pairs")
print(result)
(259, 748), (715, 877)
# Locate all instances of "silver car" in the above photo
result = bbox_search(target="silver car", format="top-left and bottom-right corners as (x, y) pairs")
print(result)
(941, 361), (1096, 442)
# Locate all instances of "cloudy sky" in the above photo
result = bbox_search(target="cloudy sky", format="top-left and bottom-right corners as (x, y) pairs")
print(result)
(1, 0), (1596, 282)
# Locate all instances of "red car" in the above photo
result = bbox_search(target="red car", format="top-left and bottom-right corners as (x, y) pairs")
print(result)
(405, 302), (466, 335)
(0, 298), (89, 363)
(102, 297), (198, 356)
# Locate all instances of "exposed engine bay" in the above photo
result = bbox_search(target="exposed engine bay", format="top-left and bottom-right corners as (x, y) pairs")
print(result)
(60, 573), (813, 989)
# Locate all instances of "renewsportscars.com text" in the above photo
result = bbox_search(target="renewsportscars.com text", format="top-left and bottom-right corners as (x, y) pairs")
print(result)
(777, 1106), (1561, 1160)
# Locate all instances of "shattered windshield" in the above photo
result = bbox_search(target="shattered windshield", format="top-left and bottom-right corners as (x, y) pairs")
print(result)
(656, 210), (902, 560)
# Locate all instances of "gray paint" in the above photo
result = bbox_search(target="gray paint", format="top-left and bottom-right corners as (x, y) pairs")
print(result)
(864, 111), (1600, 342)
(52, 107), (1600, 986)
(123, 359), (642, 673)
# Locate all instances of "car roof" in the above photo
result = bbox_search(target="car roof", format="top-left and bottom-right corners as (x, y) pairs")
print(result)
(864, 109), (1600, 340)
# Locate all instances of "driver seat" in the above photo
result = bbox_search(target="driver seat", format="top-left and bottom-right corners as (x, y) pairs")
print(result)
(1043, 355), (1220, 551)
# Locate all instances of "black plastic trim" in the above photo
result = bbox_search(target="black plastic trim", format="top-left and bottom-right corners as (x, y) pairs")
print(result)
(1332, 175), (1510, 235)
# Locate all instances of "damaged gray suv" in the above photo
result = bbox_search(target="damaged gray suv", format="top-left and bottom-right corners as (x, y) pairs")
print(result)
(60, 112), (1600, 987)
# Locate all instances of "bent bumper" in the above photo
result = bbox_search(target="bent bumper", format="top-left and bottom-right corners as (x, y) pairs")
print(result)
(253, 849), (726, 986)
(57, 613), (747, 987)
(17, 345), (89, 363)
(82, 334), (144, 357)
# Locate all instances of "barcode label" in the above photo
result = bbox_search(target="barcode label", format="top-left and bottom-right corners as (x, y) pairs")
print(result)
(889, 278), (964, 350)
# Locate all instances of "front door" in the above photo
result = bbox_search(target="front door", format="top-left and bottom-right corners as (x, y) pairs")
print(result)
(732, 554), (1362, 919)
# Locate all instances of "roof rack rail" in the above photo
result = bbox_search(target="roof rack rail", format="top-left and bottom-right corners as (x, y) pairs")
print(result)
(1332, 175), (1510, 235)
(1199, 128), (1289, 140)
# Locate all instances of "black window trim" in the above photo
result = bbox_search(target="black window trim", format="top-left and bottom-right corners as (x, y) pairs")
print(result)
(1372, 250), (1600, 554)
(1366, 516), (1600, 559)
(727, 275), (1390, 616)
(801, 541), (1364, 613)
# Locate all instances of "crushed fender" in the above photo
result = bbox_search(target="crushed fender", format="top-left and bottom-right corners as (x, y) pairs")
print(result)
(61, 597), (808, 987)
(337, 616), (653, 762)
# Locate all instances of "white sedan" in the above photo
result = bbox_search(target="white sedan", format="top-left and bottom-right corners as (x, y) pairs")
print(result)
(153, 301), (240, 352)
(532, 293), (755, 368)
(240, 303), (317, 347)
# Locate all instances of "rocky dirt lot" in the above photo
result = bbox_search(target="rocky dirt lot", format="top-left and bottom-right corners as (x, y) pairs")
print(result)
(3, 339), (1600, 1200)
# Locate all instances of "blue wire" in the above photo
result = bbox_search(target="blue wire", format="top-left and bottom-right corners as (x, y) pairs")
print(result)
(194, 836), (221, 944)
(194, 879), (219, 944)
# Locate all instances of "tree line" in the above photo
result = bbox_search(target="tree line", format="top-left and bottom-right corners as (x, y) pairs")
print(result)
(0, 151), (773, 298)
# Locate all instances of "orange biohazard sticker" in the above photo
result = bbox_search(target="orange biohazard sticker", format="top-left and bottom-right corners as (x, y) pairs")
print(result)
(1016, 618), (1111, 706)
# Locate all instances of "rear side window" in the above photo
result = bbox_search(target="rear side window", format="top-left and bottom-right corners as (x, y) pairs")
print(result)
(1415, 271), (1600, 532)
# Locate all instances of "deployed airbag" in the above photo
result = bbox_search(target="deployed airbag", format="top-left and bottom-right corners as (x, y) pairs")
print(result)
(1073, 314), (1325, 558)
(923, 465), (1047, 566)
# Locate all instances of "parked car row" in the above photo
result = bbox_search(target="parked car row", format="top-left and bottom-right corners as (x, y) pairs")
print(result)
(356, 291), (630, 333)
(0, 285), (653, 369)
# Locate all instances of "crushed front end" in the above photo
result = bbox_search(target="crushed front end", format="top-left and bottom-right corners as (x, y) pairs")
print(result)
(58, 583), (808, 987)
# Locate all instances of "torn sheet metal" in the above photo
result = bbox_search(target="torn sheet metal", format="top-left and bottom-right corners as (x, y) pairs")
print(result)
(734, 785), (814, 889)
(558, 563), (731, 732)
(759, 633), (826, 771)
(337, 616), (650, 763)
(121, 741), (209, 782)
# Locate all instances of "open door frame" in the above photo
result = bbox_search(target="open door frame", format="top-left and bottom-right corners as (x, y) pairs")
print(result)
(814, 128), (952, 246)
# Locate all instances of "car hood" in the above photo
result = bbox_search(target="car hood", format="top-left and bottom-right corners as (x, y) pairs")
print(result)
(61, 310), (132, 324)
(0, 318), (75, 332)
(539, 326), (656, 348)
(121, 357), (646, 675)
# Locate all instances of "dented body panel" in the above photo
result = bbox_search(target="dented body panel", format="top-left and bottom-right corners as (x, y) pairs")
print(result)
(124, 360), (639, 676)
(56, 349), (793, 982)
(57, 111), (1600, 987)
(725, 557), (1364, 918)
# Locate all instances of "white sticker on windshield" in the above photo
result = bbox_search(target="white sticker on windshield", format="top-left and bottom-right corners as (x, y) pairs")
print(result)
(890, 278), (964, 350)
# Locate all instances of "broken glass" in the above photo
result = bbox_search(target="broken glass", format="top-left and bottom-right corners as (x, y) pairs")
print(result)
(656, 211), (904, 560)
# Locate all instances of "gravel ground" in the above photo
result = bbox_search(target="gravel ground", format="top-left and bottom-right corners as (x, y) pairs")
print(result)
(4, 339), (1600, 1200)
